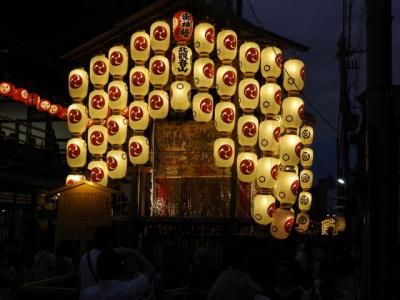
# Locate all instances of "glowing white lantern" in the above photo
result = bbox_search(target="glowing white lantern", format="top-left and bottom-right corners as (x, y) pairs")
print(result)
(283, 58), (305, 93)
(256, 157), (279, 190)
(301, 147), (314, 168)
(107, 115), (128, 145)
(282, 96), (304, 129)
(300, 125), (314, 146)
(148, 90), (169, 119)
(149, 55), (169, 88)
(88, 90), (109, 120)
(193, 93), (213, 122)
(260, 83), (282, 116)
(261, 47), (282, 80)
(270, 207), (295, 239)
(300, 169), (313, 190)
(258, 119), (281, 155)
(238, 78), (259, 112)
(237, 152), (258, 182)
(67, 103), (88, 135)
(170, 81), (191, 112)
(216, 30), (237, 63)
(107, 150), (127, 179)
(216, 65), (237, 98)
(66, 137), (87, 168)
(129, 101), (149, 131)
(68, 68), (89, 100)
(108, 80), (128, 111)
(90, 54), (109, 89)
(193, 58), (214, 90)
(171, 46), (192, 77)
(128, 135), (150, 165)
(280, 134), (303, 167)
(130, 31), (150, 64)
(237, 115), (258, 146)
(194, 22), (215, 55)
(239, 42), (260, 75)
(214, 101), (236, 133)
(108, 45), (129, 78)
(214, 138), (235, 168)
(129, 66), (150, 98)
(276, 171), (299, 205)
(252, 194), (275, 225)
(88, 125), (108, 155)
(299, 191), (312, 211)
(65, 174), (85, 186)
(296, 212), (310, 233)
(150, 21), (170, 54)
(88, 160), (108, 186)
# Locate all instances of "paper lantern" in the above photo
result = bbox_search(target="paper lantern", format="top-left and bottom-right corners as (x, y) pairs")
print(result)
(16, 88), (29, 103)
(252, 194), (275, 225)
(0, 82), (15, 96)
(213, 138), (235, 168)
(261, 46), (282, 80)
(107, 150), (127, 179)
(193, 58), (214, 90)
(238, 78), (259, 112)
(90, 54), (109, 89)
(258, 119), (281, 155)
(66, 137), (87, 168)
(300, 125), (314, 146)
(214, 101), (236, 133)
(280, 134), (303, 167)
(276, 171), (299, 205)
(172, 10), (194, 43)
(37, 99), (51, 112)
(148, 90), (169, 119)
(31, 93), (40, 107)
(129, 101), (149, 131)
(88, 160), (108, 186)
(296, 212), (310, 233)
(67, 103), (88, 135)
(299, 191), (312, 211)
(108, 45), (129, 78)
(107, 115), (128, 145)
(130, 31), (151, 63)
(68, 68), (89, 100)
(237, 115), (258, 146)
(65, 174), (85, 186)
(270, 207), (295, 240)
(283, 58), (305, 93)
(88, 90), (109, 120)
(237, 152), (258, 182)
(170, 81), (191, 112)
(129, 66), (150, 98)
(171, 46), (192, 77)
(128, 135), (150, 165)
(193, 93), (213, 122)
(260, 83), (282, 116)
(194, 22), (215, 55)
(150, 20), (171, 54)
(149, 55), (170, 88)
(300, 169), (313, 190)
(282, 96), (304, 130)
(108, 80), (128, 111)
(216, 65), (237, 98)
(88, 125), (108, 155)
(256, 157), (279, 190)
(48, 104), (61, 117)
(57, 108), (68, 120)
(300, 147), (314, 168)
(216, 30), (237, 63)
(239, 42), (260, 75)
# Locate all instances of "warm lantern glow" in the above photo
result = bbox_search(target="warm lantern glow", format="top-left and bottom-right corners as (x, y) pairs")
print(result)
(252, 194), (275, 225)
(194, 22), (215, 55)
(237, 152), (258, 182)
(107, 150), (127, 179)
(66, 137), (87, 168)
(256, 157), (279, 190)
(193, 93), (213, 122)
(276, 171), (299, 205)
(149, 55), (170, 87)
(238, 78), (259, 112)
(128, 101), (150, 131)
(258, 119), (281, 155)
(216, 30), (237, 63)
(150, 21), (171, 54)
(107, 115), (128, 145)
(65, 174), (85, 186)
(108, 45), (128, 78)
(108, 80), (128, 111)
(214, 101), (236, 133)
(129, 66), (150, 98)
(300, 125), (314, 146)
(68, 69), (89, 100)
(88, 160), (108, 186)
(88, 90), (109, 120)
(130, 31), (151, 64)
(296, 212), (310, 233)
(216, 65), (237, 98)
(67, 103), (88, 135)
(300, 169), (313, 190)
(128, 135), (150, 165)
(298, 191), (312, 211)
(283, 58), (305, 93)
(148, 90), (169, 119)
(170, 81), (191, 112)
(193, 58), (214, 90)
(239, 42), (260, 75)
(88, 125), (108, 155)
(171, 46), (192, 77)
(237, 115), (259, 146)
(300, 147), (314, 168)
(172, 10), (194, 43)
(261, 46), (282, 80)
(280, 134), (303, 167)
(270, 207), (295, 240)
(282, 96), (304, 130)
(214, 138), (235, 168)
(260, 83), (282, 116)
(90, 54), (109, 89)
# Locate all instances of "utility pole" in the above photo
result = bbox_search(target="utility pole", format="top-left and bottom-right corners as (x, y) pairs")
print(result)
(365, 0), (398, 299)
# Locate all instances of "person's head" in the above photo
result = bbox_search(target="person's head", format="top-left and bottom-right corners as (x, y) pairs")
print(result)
(94, 225), (115, 250)
(96, 248), (122, 280)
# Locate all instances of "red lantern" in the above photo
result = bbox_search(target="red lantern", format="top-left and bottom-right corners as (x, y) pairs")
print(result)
(57, 107), (68, 120)
(49, 104), (61, 116)
(31, 93), (40, 107)
(24, 93), (34, 106)
(37, 99), (51, 112)
(172, 10), (194, 43)
(0, 82), (15, 96)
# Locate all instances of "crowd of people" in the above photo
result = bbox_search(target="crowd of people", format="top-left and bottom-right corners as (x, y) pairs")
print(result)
(0, 226), (361, 300)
